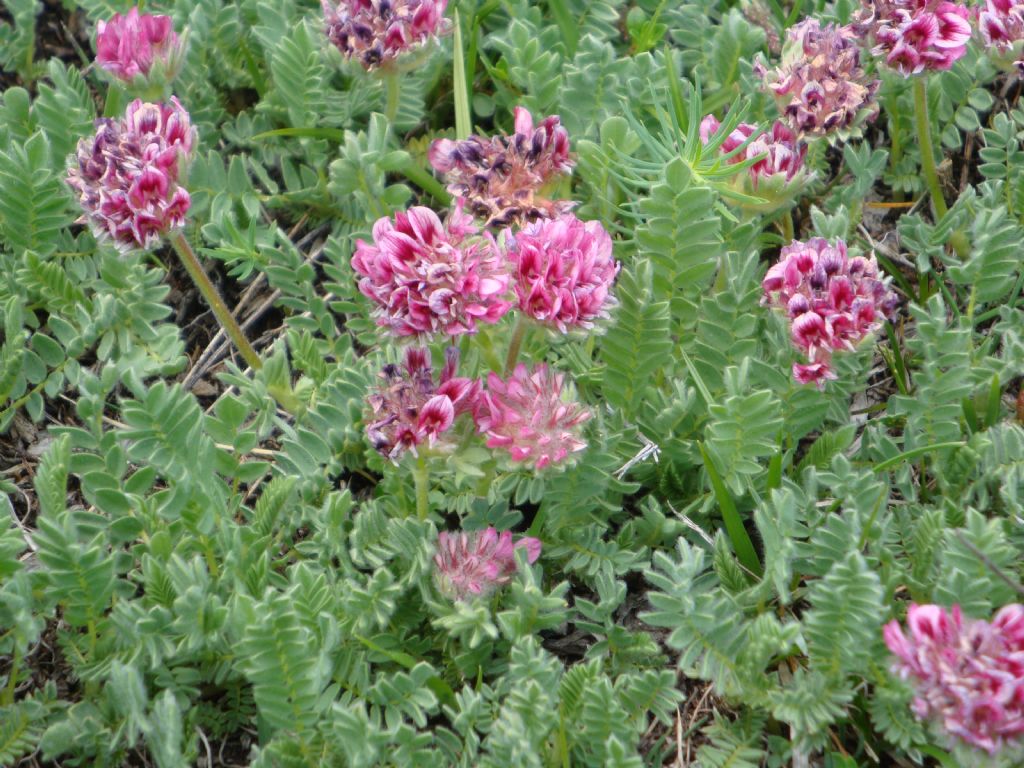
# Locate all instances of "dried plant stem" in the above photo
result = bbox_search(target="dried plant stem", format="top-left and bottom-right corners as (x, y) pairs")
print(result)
(169, 230), (263, 371)
(913, 77), (947, 220)
(414, 455), (431, 520)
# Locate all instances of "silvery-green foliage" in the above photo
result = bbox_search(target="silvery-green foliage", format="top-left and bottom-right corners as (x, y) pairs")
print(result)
(2, 0), (1024, 764)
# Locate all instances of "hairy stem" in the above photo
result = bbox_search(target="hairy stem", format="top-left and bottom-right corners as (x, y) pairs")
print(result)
(504, 314), (529, 375)
(913, 77), (947, 220)
(414, 454), (430, 520)
(779, 209), (794, 243)
(169, 230), (263, 371)
(384, 73), (401, 123)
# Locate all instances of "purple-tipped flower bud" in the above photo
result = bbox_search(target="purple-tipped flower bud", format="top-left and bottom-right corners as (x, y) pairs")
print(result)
(756, 19), (880, 140)
(885, 604), (1024, 754)
(366, 346), (480, 460)
(66, 98), (195, 252)
(474, 364), (590, 470)
(429, 107), (575, 228)
(855, 0), (972, 75)
(322, 0), (450, 71)
(979, 0), (1024, 73)
(95, 9), (186, 94)
(351, 202), (512, 337)
(700, 115), (811, 213)
(434, 527), (541, 600)
(507, 214), (620, 333)
(762, 238), (898, 386)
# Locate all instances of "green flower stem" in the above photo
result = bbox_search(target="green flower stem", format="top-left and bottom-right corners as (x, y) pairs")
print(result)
(452, 11), (472, 140)
(384, 72), (401, 123)
(504, 314), (529, 375)
(169, 230), (263, 371)
(399, 158), (452, 205)
(779, 209), (794, 243)
(414, 454), (431, 520)
(1, 645), (20, 705)
(913, 77), (947, 220)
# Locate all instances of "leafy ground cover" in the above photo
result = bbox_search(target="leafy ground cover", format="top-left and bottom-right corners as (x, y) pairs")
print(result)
(3, 0), (1024, 766)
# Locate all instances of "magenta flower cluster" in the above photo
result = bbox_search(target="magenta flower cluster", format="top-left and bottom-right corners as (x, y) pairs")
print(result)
(755, 19), (880, 140)
(507, 215), (619, 333)
(351, 204), (512, 337)
(856, 0), (972, 75)
(321, 0), (450, 70)
(762, 238), (898, 386)
(434, 527), (542, 600)
(356, 106), (606, 475)
(429, 107), (575, 228)
(979, 0), (1024, 72)
(66, 98), (195, 252)
(366, 346), (479, 460)
(699, 115), (808, 212)
(884, 603), (1024, 754)
(95, 8), (184, 86)
(475, 364), (591, 471)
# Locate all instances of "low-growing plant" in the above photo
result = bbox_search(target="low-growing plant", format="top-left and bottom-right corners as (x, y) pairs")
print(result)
(3, 0), (1024, 766)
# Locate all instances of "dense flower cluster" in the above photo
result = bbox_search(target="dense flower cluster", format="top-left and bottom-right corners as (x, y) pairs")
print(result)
(366, 347), (479, 460)
(429, 107), (575, 227)
(856, 0), (972, 75)
(507, 214), (619, 333)
(321, 0), (449, 70)
(884, 604), (1024, 754)
(66, 98), (195, 252)
(434, 527), (542, 600)
(475, 364), (590, 470)
(352, 204), (512, 337)
(700, 115), (808, 212)
(762, 238), (899, 385)
(979, 0), (1024, 72)
(755, 19), (880, 140)
(95, 9), (184, 87)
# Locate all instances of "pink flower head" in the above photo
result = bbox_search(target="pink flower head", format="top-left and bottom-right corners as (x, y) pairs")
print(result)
(979, 0), (1024, 73)
(507, 214), (620, 333)
(700, 115), (809, 212)
(66, 98), (195, 252)
(428, 106), (575, 228)
(321, 0), (450, 70)
(762, 238), (898, 386)
(475, 364), (590, 470)
(754, 19), (880, 140)
(884, 603), (1024, 754)
(95, 9), (184, 88)
(856, 0), (973, 75)
(366, 346), (480, 460)
(352, 203), (512, 337)
(434, 526), (542, 600)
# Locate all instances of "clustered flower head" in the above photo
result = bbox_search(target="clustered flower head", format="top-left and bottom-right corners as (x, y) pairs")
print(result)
(700, 115), (809, 212)
(429, 107), (575, 228)
(856, 0), (972, 75)
(366, 346), (480, 460)
(321, 0), (450, 70)
(979, 0), (1024, 73)
(66, 98), (195, 252)
(884, 603), (1024, 754)
(762, 237), (899, 386)
(351, 203), (512, 337)
(507, 214), (619, 333)
(95, 9), (185, 90)
(475, 364), (590, 470)
(755, 19), (880, 140)
(434, 527), (542, 601)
